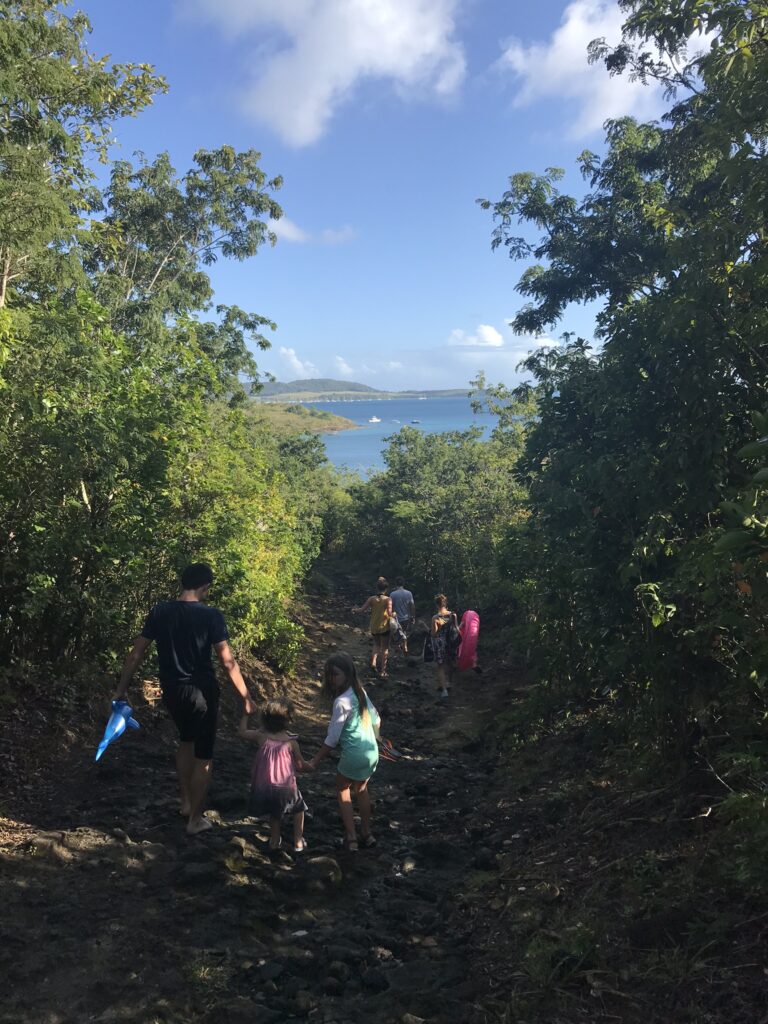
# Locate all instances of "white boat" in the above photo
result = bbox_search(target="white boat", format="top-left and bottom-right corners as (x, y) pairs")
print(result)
(368, 416), (381, 423)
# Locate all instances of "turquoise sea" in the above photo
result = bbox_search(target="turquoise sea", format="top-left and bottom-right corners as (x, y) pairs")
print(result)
(310, 395), (494, 475)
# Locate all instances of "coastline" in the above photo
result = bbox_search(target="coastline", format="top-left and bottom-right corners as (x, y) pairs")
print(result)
(246, 402), (357, 434)
(254, 390), (469, 404)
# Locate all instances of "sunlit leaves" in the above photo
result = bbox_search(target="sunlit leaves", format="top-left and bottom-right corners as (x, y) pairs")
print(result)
(480, 0), (768, 754)
(0, 0), (165, 306)
(0, 3), (330, 678)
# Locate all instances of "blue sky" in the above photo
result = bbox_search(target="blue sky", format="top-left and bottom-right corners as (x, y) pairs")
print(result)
(83, 0), (668, 390)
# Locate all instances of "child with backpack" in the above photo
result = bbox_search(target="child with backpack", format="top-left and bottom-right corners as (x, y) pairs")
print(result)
(238, 698), (310, 852)
(309, 652), (380, 851)
(431, 593), (460, 699)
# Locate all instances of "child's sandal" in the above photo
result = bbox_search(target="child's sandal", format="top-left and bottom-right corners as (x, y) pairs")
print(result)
(359, 834), (377, 849)
(343, 836), (359, 851)
(294, 838), (307, 853)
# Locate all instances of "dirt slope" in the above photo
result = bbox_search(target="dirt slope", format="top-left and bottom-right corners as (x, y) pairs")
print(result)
(0, 571), (503, 1024)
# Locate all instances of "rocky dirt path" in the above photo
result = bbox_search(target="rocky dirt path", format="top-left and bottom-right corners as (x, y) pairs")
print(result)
(0, 575), (505, 1024)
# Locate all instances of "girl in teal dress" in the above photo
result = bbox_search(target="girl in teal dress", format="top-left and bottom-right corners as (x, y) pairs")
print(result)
(309, 652), (380, 851)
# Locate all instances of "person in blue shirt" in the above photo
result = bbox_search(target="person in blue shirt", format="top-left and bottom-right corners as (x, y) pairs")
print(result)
(390, 578), (416, 655)
(114, 563), (254, 835)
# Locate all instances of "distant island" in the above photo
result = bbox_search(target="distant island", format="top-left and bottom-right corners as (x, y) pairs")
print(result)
(245, 401), (356, 434)
(253, 378), (469, 403)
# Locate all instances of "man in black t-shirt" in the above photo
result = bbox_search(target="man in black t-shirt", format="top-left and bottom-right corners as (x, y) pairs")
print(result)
(115, 563), (254, 835)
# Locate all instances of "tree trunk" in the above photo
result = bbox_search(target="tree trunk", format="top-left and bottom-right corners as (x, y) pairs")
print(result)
(0, 250), (10, 309)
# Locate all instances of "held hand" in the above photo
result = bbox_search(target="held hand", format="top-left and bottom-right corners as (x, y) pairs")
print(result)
(111, 689), (128, 710)
(243, 694), (256, 716)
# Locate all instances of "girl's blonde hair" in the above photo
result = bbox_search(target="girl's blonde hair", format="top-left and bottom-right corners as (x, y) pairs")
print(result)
(323, 651), (370, 726)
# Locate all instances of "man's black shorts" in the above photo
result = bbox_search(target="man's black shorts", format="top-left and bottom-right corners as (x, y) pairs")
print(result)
(161, 682), (219, 760)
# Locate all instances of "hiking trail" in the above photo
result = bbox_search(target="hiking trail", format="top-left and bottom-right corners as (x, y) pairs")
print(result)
(0, 568), (509, 1024)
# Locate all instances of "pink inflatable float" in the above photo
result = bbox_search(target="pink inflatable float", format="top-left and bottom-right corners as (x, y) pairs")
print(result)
(457, 610), (480, 671)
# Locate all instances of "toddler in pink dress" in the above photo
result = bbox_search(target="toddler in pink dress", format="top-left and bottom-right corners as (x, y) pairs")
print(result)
(238, 698), (310, 852)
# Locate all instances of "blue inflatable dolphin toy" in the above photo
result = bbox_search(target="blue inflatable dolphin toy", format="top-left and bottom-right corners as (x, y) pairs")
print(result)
(95, 700), (140, 761)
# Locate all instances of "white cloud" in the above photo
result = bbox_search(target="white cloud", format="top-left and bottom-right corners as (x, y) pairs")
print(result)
(443, 331), (563, 384)
(334, 355), (354, 376)
(320, 225), (358, 245)
(386, 361), (404, 370)
(505, 335), (561, 362)
(448, 324), (504, 348)
(188, 0), (466, 146)
(497, 0), (665, 137)
(268, 217), (357, 245)
(268, 217), (310, 243)
(280, 346), (318, 376)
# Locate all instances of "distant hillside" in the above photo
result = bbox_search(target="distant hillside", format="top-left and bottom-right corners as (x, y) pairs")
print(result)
(254, 378), (470, 402)
(258, 378), (378, 397)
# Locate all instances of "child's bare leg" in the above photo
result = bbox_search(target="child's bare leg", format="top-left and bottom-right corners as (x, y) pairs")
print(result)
(335, 775), (357, 841)
(370, 639), (377, 672)
(379, 637), (390, 676)
(436, 663), (446, 692)
(293, 810), (305, 847)
(268, 817), (282, 849)
(355, 780), (373, 838)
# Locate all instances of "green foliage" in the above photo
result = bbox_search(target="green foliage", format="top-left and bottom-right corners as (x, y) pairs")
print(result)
(0, 291), (328, 671)
(247, 402), (355, 433)
(712, 791), (768, 895)
(344, 423), (528, 607)
(477, 0), (768, 760)
(0, 2), (341, 681)
(87, 148), (281, 319)
(0, 0), (165, 306)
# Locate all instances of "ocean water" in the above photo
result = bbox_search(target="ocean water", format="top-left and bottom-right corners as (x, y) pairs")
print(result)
(309, 395), (494, 475)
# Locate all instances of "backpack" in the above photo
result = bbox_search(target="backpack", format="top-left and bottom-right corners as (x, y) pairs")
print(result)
(441, 617), (462, 658)
(423, 635), (435, 663)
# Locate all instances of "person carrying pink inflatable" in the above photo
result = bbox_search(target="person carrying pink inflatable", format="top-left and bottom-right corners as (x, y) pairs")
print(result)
(456, 610), (480, 671)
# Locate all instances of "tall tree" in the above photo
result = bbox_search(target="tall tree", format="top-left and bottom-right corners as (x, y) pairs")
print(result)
(0, 0), (164, 306)
(479, 0), (768, 750)
(87, 148), (282, 321)
(0, 2), (336, 678)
